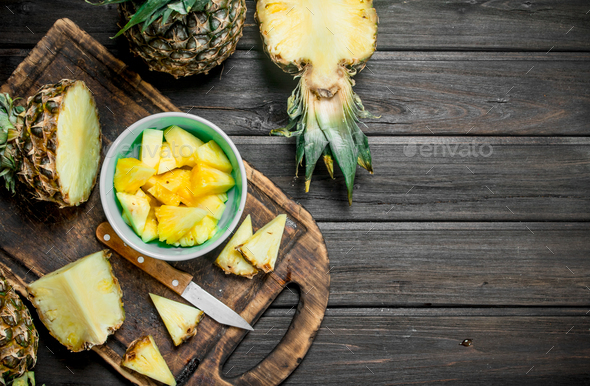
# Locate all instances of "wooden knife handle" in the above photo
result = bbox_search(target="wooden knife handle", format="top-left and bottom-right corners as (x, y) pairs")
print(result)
(96, 222), (193, 295)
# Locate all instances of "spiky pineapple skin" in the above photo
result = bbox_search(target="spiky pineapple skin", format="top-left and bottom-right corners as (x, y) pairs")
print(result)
(0, 269), (38, 383)
(119, 0), (246, 78)
(17, 79), (101, 207)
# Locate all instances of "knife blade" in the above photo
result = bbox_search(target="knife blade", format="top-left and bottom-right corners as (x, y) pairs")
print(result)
(96, 222), (254, 331)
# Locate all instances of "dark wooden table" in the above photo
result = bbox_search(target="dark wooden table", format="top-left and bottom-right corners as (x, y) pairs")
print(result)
(1, 1), (589, 385)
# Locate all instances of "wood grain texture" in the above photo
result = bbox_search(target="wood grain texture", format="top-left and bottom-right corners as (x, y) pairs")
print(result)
(0, 19), (330, 386)
(3, 50), (589, 136)
(2, 0), (589, 51)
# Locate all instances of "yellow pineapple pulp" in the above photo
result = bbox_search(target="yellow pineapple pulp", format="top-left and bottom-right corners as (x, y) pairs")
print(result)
(148, 183), (182, 206)
(140, 128), (163, 169)
(122, 335), (175, 386)
(142, 207), (159, 243)
(177, 215), (218, 247)
(114, 158), (155, 194)
(149, 294), (204, 346)
(197, 140), (232, 173)
(191, 163), (235, 197)
(157, 142), (177, 175)
(236, 214), (286, 273)
(116, 191), (151, 236)
(27, 250), (125, 352)
(156, 205), (207, 244)
(215, 215), (258, 278)
(164, 126), (203, 167)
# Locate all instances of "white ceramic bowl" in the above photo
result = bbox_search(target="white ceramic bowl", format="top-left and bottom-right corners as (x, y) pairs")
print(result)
(100, 112), (248, 261)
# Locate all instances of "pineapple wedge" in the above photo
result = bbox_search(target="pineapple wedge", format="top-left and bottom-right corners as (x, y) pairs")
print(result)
(28, 250), (125, 352)
(236, 214), (287, 273)
(122, 335), (175, 386)
(142, 208), (159, 243)
(218, 192), (228, 203)
(157, 142), (178, 175)
(153, 169), (191, 193)
(177, 191), (226, 220)
(149, 294), (204, 346)
(148, 183), (182, 206)
(114, 158), (155, 194)
(197, 140), (232, 173)
(117, 192), (151, 236)
(164, 126), (203, 167)
(156, 205), (207, 244)
(140, 128), (163, 169)
(177, 216), (218, 247)
(191, 163), (235, 197)
(215, 215), (258, 278)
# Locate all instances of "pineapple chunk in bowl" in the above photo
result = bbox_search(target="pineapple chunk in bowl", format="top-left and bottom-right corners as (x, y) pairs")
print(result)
(100, 112), (247, 261)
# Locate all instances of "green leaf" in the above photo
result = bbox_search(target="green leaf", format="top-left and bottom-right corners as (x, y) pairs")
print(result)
(143, 7), (167, 32)
(167, 0), (187, 14)
(114, 0), (168, 38)
(161, 7), (174, 24)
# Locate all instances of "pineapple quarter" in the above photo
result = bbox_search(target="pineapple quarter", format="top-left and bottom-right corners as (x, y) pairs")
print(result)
(215, 215), (258, 278)
(140, 128), (163, 169)
(122, 335), (176, 386)
(27, 250), (125, 352)
(257, 0), (378, 204)
(236, 214), (287, 273)
(150, 294), (204, 346)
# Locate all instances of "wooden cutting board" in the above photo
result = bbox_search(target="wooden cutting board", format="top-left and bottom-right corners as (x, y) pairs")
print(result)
(0, 18), (329, 386)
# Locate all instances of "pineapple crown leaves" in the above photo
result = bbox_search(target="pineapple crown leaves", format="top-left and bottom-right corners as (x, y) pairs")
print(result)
(87, 0), (212, 37)
(0, 94), (23, 194)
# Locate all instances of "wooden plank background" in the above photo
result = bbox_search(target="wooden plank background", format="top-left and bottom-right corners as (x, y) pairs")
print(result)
(1, 0), (589, 385)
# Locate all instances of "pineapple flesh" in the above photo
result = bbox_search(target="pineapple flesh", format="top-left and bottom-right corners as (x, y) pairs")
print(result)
(236, 214), (287, 273)
(0, 80), (102, 207)
(27, 250), (125, 352)
(256, 1), (378, 204)
(0, 269), (38, 383)
(122, 335), (176, 386)
(140, 128), (163, 169)
(114, 158), (156, 194)
(191, 163), (235, 197)
(215, 215), (258, 278)
(117, 191), (151, 236)
(163, 126), (203, 167)
(156, 205), (207, 244)
(197, 140), (232, 173)
(157, 142), (178, 175)
(149, 294), (204, 346)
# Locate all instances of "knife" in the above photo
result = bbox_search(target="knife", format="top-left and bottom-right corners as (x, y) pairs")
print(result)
(96, 222), (254, 331)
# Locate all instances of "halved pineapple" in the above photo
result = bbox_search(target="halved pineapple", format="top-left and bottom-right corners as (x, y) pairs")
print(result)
(149, 294), (204, 346)
(191, 163), (235, 197)
(236, 214), (287, 273)
(140, 128), (163, 169)
(117, 191), (151, 235)
(215, 215), (258, 278)
(148, 183), (182, 206)
(142, 207), (159, 243)
(27, 250), (125, 352)
(114, 158), (155, 194)
(164, 126), (203, 167)
(122, 335), (175, 386)
(177, 216), (218, 247)
(157, 142), (177, 175)
(156, 205), (207, 244)
(197, 140), (232, 173)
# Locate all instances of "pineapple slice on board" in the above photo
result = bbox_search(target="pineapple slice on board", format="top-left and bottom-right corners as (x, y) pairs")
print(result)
(116, 191), (151, 236)
(122, 335), (175, 386)
(157, 142), (178, 175)
(196, 140), (233, 173)
(215, 215), (258, 278)
(149, 294), (204, 346)
(236, 214), (287, 273)
(27, 250), (125, 352)
(156, 205), (207, 244)
(163, 126), (203, 167)
(191, 163), (235, 197)
(140, 128), (163, 169)
(114, 158), (155, 194)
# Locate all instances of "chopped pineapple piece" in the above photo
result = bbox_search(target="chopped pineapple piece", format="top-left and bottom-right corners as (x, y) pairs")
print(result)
(191, 163), (235, 196)
(196, 140), (232, 173)
(114, 158), (155, 194)
(236, 214), (286, 273)
(148, 183), (182, 206)
(140, 128), (163, 169)
(177, 216), (218, 247)
(117, 192), (151, 236)
(142, 175), (158, 191)
(157, 142), (178, 175)
(178, 192), (226, 219)
(122, 335), (176, 386)
(156, 205), (207, 244)
(215, 215), (258, 278)
(164, 126), (203, 167)
(149, 294), (204, 346)
(217, 192), (228, 202)
(153, 169), (191, 193)
(142, 207), (159, 243)
(28, 250), (125, 352)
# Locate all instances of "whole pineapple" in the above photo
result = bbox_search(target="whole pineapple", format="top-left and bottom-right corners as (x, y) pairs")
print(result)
(91, 0), (246, 78)
(0, 269), (38, 385)
(0, 80), (102, 207)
